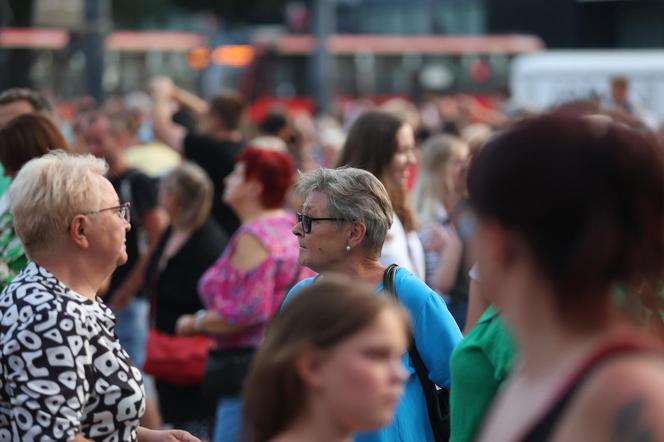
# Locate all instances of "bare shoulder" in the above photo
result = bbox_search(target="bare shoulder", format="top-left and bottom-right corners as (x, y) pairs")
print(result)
(230, 232), (269, 271)
(554, 355), (664, 442)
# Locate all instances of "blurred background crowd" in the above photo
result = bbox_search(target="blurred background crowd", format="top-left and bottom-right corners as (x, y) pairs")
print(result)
(1, 1), (664, 442)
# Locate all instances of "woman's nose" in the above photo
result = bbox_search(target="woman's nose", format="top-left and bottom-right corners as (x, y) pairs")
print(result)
(407, 149), (417, 166)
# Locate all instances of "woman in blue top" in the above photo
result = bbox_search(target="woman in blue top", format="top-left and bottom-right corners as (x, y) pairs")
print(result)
(284, 166), (462, 442)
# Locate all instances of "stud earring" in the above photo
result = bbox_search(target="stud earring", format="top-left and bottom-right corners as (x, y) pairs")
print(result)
(345, 245), (351, 252)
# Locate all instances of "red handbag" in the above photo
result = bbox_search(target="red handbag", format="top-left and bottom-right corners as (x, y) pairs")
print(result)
(143, 328), (215, 385)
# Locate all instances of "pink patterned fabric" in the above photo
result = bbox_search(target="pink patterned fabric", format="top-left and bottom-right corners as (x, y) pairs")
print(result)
(198, 211), (309, 347)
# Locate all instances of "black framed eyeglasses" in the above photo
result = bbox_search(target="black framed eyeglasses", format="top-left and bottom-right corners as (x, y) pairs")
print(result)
(84, 202), (131, 224)
(296, 212), (345, 234)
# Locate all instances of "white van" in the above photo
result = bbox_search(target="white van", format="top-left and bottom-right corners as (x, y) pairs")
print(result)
(510, 50), (664, 126)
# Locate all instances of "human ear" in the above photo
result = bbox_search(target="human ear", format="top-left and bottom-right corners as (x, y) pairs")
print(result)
(347, 221), (367, 249)
(476, 220), (525, 277)
(294, 346), (327, 390)
(248, 179), (263, 199)
(69, 215), (90, 249)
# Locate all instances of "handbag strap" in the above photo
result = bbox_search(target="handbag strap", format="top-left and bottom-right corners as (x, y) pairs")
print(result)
(382, 264), (445, 441)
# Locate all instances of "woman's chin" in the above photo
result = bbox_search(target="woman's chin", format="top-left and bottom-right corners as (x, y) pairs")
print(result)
(116, 253), (129, 267)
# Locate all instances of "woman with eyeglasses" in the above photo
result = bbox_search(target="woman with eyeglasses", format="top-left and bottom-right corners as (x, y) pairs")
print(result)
(175, 147), (309, 442)
(284, 167), (462, 442)
(0, 151), (200, 442)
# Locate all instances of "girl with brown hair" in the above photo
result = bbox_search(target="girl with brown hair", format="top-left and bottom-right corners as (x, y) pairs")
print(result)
(244, 275), (410, 442)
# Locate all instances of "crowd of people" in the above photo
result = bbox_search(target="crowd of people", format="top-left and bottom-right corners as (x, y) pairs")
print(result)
(0, 73), (662, 442)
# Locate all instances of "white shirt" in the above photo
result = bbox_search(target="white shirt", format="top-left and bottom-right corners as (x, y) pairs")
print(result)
(380, 214), (426, 280)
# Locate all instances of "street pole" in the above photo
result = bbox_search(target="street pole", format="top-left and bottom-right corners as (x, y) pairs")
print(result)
(311, 0), (336, 115)
(0, 0), (10, 91)
(83, 0), (110, 104)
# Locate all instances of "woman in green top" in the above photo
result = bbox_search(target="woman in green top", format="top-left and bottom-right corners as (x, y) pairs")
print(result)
(449, 305), (516, 442)
(0, 113), (71, 289)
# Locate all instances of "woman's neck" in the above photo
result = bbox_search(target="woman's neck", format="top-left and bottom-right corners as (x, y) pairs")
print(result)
(234, 203), (282, 224)
(275, 404), (353, 442)
(505, 280), (626, 377)
(320, 254), (385, 287)
(440, 191), (458, 217)
(34, 251), (107, 300)
(170, 224), (193, 236)
(160, 227), (193, 263)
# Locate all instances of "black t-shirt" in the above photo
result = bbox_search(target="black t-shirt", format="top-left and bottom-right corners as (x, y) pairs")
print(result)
(107, 168), (159, 301)
(145, 219), (228, 334)
(184, 133), (243, 236)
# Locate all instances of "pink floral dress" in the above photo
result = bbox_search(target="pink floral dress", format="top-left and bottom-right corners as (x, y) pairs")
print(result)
(198, 211), (308, 347)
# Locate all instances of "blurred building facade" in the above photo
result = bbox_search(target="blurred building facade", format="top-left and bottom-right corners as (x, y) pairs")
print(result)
(2, 0), (664, 102)
(486, 0), (664, 48)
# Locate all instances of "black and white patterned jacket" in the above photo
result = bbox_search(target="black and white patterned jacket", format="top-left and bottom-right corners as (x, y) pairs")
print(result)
(0, 262), (145, 442)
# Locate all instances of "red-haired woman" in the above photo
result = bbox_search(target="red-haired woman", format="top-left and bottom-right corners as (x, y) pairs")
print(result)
(175, 147), (309, 442)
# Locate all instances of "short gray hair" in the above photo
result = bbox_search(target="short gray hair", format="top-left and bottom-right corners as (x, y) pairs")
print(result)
(160, 161), (213, 231)
(9, 150), (108, 257)
(296, 167), (393, 254)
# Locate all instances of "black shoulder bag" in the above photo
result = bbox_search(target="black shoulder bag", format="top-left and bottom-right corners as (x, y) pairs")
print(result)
(383, 263), (450, 442)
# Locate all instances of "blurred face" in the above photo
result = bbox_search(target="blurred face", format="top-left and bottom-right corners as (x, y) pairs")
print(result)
(82, 116), (120, 160)
(0, 100), (34, 128)
(611, 82), (628, 103)
(315, 309), (409, 432)
(158, 186), (179, 219)
(292, 191), (348, 272)
(383, 124), (416, 187)
(223, 161), (249, 207)
(443, 148), (470, 195)
(200, 111), (223, 135)
(85, 176), (131, 267)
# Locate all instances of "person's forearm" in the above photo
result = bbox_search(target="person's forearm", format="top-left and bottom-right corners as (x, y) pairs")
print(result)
(201, 310), (250, 334)
(137, 426), (152, 441)
(434, 241), (463, 293)
(172, 86), (208, 115)
(152, 95), (185, 152)
(73, 435), (92, 442)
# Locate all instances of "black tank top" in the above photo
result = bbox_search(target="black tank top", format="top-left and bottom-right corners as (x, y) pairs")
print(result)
(521, 340), (658, 442)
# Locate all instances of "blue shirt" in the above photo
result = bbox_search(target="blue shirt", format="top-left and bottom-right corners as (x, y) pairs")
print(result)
(284, 267), (463, 442)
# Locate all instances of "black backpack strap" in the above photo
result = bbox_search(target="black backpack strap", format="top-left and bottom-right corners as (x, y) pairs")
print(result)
(382, 263), (399, 295)
(382, 264), (449, 442)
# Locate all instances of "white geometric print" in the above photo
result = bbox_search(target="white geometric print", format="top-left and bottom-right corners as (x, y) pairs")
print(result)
(0, 262), (145, 441)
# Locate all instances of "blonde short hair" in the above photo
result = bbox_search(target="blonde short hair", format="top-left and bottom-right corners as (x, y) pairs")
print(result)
(160, 161), (213, 231)
(9, 150), (108, 257)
